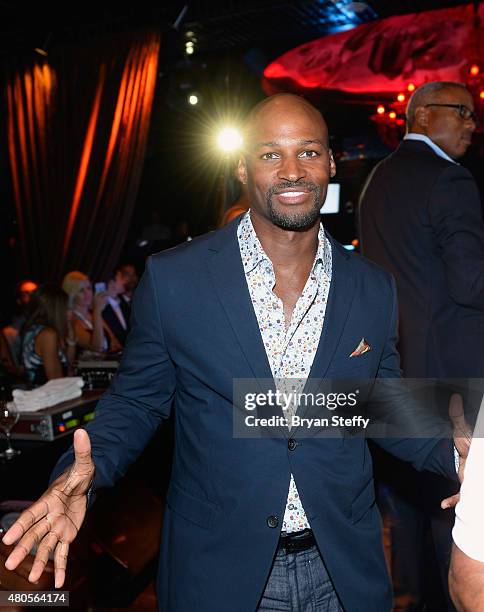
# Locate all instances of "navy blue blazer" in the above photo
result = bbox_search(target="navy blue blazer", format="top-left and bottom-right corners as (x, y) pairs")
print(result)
(52, 218), (455, 611)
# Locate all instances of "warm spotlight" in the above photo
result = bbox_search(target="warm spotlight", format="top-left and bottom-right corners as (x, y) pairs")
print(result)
(388, 111), (397, 119)
(470, 64), (480, 76)
(480, 91), (484, 99)
(216, 127), (243, 153)
(188, 94), (199, 105)
(407, 83), (416, 92)
(376, 105), (385, 115)
(397, 93), (405, 102)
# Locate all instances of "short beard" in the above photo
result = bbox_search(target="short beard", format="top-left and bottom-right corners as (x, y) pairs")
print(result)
(266, 181), (323, 231)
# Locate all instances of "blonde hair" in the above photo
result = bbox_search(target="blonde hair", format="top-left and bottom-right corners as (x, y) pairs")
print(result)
(62, 271), (90, 308)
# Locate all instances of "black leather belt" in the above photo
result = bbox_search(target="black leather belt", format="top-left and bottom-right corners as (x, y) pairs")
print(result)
(278, 529), (316, 554)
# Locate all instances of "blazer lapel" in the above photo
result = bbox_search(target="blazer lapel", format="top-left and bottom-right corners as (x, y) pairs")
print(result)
(205, 220), (286, 438)
(293, 238), (357, 432)
(205, 221), (274, 384)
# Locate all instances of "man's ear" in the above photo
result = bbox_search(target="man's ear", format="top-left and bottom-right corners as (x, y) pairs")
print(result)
(414, 106), (429, 129)
(329, 149), (336, 178)
(236, 157), (248, 184)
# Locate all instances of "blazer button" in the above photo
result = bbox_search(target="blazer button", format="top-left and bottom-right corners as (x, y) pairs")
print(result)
(267, 515), (279, 528)
(288, 438), (297, 451)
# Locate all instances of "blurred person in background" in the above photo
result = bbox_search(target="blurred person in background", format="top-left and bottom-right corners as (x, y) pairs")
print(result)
(116, 263), (139, 321)
(449, 398), (484, 612)
(20, 285), (75, 386)
(2, 279), (38, 366)
(62, 271), (108, 354)
(102, 271), (128, 349)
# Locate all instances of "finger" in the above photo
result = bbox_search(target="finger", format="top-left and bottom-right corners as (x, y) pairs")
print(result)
(2, 499), (49, 546)
(54, 540), (69, 589)
(62, 430), (94, 495)
(8, 514), (54, 571)
(441, 493), (460, 509)
(28, 531), (59, 583)
(449, 394), (470, 438)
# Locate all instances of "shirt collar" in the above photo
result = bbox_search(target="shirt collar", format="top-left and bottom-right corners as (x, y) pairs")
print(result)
(107, 295), (120, 308)
(404, 133), (457, 164)
(237, 210), (330, 281)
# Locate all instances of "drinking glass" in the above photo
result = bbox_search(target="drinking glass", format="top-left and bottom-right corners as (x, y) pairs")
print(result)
(0, 401), (21, 459)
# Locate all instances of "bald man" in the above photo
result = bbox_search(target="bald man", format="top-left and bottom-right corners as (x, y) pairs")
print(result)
(3, 94), (464, 611)
(359, 81), (483, 611)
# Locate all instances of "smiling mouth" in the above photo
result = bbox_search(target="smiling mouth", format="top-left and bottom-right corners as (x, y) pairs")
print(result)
(275, 191), (312, 204)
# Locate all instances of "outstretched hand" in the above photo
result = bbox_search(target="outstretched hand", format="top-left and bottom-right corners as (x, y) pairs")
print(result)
(441, 393), (472, 510)
(2, 428), (94, 588)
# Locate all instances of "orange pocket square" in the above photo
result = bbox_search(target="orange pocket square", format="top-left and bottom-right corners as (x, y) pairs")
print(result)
(349, 338), (371, 357)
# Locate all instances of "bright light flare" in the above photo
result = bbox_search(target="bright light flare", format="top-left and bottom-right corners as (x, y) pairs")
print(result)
(376, 105), (385, 114)
(216, 127), (243, 153)
(188, 94), (198, 105)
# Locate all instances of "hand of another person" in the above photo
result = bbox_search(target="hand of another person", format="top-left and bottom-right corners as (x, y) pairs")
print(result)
(93, 291), (108, 314)
(2, 429), (94, 588)
(441, 393), (472, 510)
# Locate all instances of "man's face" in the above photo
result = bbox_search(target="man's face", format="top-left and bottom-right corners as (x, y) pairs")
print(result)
(111, 272), (126, 296)
(120, 266), (138, 292)
(238, 98), (335, 231)
(424, 87), (476, 159)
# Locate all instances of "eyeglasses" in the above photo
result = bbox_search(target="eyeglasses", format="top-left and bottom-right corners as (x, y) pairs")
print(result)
(424, 103), (477, 123)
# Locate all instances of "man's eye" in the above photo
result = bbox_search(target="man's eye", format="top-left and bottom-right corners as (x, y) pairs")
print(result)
(260, 152), (279, 160)
(299, 150), (319, 158)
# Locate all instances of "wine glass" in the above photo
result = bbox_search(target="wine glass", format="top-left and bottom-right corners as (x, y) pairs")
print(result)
(0, 401), (21, 459)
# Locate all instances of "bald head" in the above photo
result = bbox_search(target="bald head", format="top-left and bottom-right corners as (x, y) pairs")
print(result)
(243, 94), (329, 152)
(404, 81), (475, 159)
(237, 93), (335, 232)
(406, 81), (469, 130)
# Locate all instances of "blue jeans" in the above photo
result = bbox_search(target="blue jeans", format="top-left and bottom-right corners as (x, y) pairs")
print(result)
(258, 545), (344, 611)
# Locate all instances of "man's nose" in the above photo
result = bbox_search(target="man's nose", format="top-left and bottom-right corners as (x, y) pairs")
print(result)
(277, 156), (305, 183)
(465, 115), (477, 132)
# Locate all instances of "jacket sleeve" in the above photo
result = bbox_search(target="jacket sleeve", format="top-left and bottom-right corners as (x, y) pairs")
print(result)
(372, 274), (457, 480)
(50, 255), (176, 490)
(429, 165), (484, 310)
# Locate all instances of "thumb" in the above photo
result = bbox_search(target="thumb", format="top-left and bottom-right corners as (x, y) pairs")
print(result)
(73, 428), (94, 475)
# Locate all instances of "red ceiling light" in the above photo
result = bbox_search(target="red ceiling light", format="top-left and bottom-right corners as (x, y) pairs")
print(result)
(480, 91), (484, 99)
(389, 111), (397, 119)
(407, 83), (416, 92)
(470, 64), (480, 76)
(397, 93), (405, 102)
(377, 105), (385, 114)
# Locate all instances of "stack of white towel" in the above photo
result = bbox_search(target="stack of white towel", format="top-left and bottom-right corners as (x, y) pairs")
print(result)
(9, 377), (85, 413)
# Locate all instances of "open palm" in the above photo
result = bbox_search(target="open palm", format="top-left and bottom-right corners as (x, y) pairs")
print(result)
(2, 429), (94, 588)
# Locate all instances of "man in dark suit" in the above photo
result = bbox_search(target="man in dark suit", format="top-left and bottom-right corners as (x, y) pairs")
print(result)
(2, 94), (465, 611)
(102, 271), (129, 347)
(359, 81), (482, 610)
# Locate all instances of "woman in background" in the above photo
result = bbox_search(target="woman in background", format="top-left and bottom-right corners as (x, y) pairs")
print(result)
(21, 285), (75, 386)
(61, 271), (118, 353)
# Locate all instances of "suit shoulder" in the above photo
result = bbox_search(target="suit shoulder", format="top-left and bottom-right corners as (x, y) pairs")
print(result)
(148, 227), (221, 267)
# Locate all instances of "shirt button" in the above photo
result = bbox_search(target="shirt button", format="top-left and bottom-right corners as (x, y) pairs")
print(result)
(267, 515), (279, 528)
(288, 438), (297, 451)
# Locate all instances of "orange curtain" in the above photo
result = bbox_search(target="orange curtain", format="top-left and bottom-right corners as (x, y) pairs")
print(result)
(5, 29), (160, 282)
